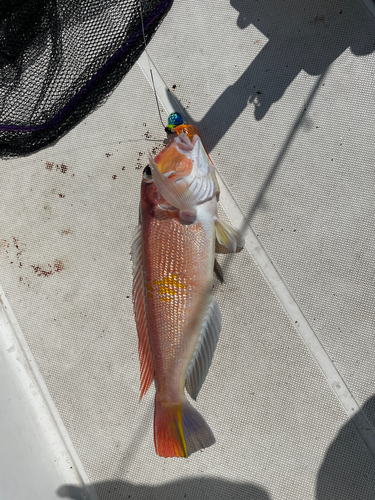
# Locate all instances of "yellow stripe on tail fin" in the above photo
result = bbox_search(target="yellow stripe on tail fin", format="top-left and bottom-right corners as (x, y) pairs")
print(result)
(154, 397), (187, 458)
(154, 395), (215, 458)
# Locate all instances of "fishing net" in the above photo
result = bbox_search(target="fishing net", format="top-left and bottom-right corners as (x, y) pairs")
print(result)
(0, 0), (173, 157)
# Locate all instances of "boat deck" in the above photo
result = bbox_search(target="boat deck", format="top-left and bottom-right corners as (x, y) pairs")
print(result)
(1, 0), (375, 499)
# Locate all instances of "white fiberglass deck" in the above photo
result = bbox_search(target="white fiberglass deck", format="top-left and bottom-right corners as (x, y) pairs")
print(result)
(1, 1), (375, 499)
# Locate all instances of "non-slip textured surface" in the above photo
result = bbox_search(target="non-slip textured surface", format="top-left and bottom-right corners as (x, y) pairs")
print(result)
(1, 1), (375, 499)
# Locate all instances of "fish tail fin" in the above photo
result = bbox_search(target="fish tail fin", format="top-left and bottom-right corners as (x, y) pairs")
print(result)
(180, 397), (216, 456)
(154, 395), (215, 458)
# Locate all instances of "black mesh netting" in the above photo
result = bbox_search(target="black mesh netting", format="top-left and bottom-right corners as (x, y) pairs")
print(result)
(0, 0), (173, 157)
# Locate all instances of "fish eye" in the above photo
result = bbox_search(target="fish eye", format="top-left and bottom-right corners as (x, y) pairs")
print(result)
(143, 165), (153, 182)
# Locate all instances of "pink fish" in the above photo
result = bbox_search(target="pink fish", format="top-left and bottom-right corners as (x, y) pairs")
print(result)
(131, 127), (243, 457)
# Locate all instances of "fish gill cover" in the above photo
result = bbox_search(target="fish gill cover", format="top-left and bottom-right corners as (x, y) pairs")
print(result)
(0, 0), (173, 157)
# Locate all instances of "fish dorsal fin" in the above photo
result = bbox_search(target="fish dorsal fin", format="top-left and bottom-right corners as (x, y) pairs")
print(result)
(131, 224), (154, 400)
(185, 297), (222, 400)
(214, 217), (245, 253)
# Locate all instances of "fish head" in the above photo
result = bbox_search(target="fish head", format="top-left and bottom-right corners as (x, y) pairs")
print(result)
(153, 134), (196, 180)
(140, 165), (163, 213)
(153, 132), (212, 184)
(141, 162), (195, 224)
(146, 132), (219, 224)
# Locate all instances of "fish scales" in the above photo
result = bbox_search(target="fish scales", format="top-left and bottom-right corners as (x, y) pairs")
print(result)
(143, 204), (214, 402)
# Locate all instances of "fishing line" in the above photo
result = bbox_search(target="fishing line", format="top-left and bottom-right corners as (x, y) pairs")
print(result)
(138, 0), (166, 130)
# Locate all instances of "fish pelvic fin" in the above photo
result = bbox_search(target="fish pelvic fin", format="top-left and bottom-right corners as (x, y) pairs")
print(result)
(149, 154), (197, 224)
(154, 395), (215, 458)
(214, 217), (245, 253)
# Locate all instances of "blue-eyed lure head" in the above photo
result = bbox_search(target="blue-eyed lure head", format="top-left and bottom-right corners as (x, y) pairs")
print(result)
(167, 112), (184, 130)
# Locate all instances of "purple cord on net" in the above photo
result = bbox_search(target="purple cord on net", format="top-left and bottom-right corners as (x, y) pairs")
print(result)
(0, 0), (172, 133)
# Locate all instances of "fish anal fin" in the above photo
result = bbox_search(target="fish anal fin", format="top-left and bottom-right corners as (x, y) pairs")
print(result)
(131, 224), (154, 400)
(215, 217), (244, 253)
(185, 297), (222, 400)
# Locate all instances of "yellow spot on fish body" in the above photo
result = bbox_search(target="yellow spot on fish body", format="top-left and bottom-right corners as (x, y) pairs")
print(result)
(153, 275), (186, 289)
(158, 287), (177, 295)
(146, 282), (154, 292)
(153, 274), (186, 302)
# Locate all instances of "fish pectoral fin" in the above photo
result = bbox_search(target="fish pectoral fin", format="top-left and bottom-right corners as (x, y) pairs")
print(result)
(185, 297), (222, 401)
(131, 224), (155, 399)
(214, 217), (244, 253)
(149, 154), (196, 214)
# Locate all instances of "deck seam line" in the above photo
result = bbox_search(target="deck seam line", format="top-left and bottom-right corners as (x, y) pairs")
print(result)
(360, 0), (375, 19)
(137, 53), (375, 460)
